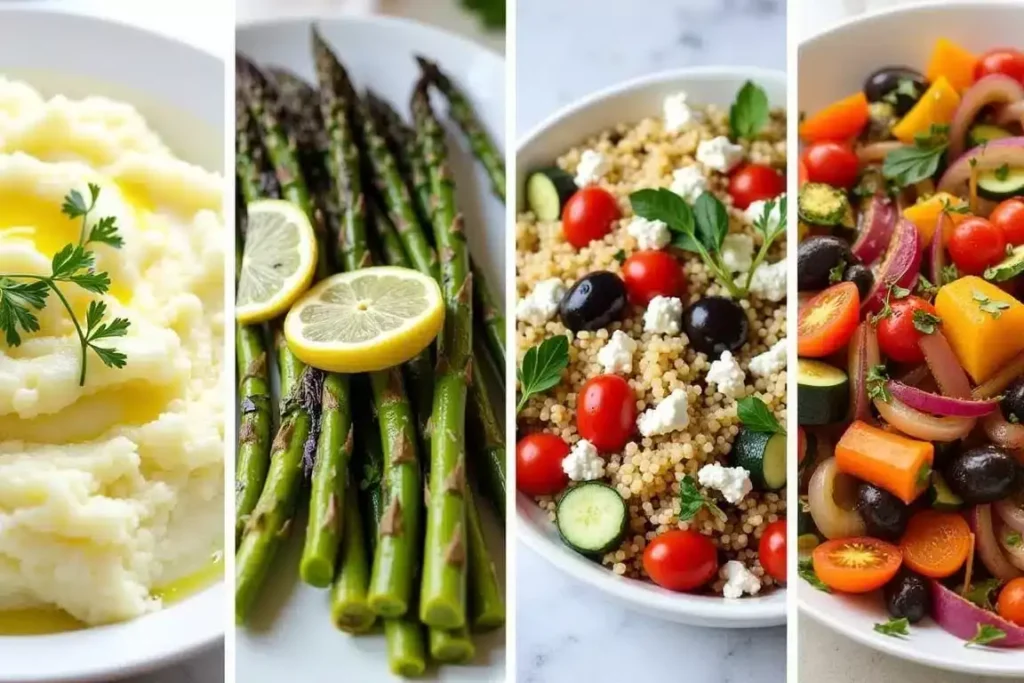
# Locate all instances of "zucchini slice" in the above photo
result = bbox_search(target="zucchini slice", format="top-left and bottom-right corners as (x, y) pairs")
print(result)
(526, 167), (576, 221)
(928, 471), (964, 511)
(967, 123), (1012, 149)
(798, 182), (855, 229)
(984, 244), (1024, 282)
(978, 165), (1024, 200)
(731, 428), (786, 491)
(798, 359), (850, 426)
(556, 481), (627, 556)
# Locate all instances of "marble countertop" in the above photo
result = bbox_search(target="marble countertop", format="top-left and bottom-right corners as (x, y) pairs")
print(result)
(515, 2), (786, 681)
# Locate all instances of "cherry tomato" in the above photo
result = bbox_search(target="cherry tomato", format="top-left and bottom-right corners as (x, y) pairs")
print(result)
(875, 296), (941, 364)
(812, 537), (902, 594)
(759, 519), (787, 583)
(975, 48), (1024, 85)
(576, 374), (636, 452)
(621, 250), (685, 305)
(798, 159), (810, 187)
(800, 141), (859, 189)
(562, 187), (620, 249)
(948, 217), (1007, 275)
(990, 198), (1024, 246)
(797, 282), (860, 358)
(643, 529), (719, 592)
(515, 433), (570, 497)
(997, 577), (1024, 627)
(727, 163), (785, 210)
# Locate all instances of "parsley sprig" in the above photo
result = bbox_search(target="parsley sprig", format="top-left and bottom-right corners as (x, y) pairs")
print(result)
(798, 557), (830, 592)
(516, 335), (569, 413)
(874, 617), (910, 638)
(0, 184), (129, 385)
(737, 396), (785, 434)
(629, 189), (785, 298)
(677, 475), (726, 522)
(973, 290), (1011, 319)
(965, 623), (1007, 648)
(866, 364), (892, 403)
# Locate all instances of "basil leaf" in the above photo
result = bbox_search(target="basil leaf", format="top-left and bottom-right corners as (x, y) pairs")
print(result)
(729, 80), (769, 140)
(517, 335), (569, 413)
(737, 396), (785, 434)
(693, 191), (730, 252)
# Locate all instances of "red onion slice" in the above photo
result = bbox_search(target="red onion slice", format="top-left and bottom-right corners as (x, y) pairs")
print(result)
(969, 504), (1023, 582)
(860, 219), (922, 316)
(932, 580), (1024, 647)
(949, 75), (1024, 160)
(874, 394), (975, 441)
(996, 518), (1024, 572)
(919, 331), (972, 399)
(938, 137), (1024, 197)
(995, 496), (1024, 535)
(888, 380), (999, 417)
(848, 322), (873, 422)
(852, 195), (896, 265)
(995, 100), (1024, 129)
(983, 411), (1024, 450)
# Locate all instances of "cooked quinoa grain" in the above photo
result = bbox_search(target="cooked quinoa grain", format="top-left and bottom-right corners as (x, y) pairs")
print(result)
(517, 101), (787, 595)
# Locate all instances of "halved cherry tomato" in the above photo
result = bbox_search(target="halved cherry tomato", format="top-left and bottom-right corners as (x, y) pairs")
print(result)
(799, 92), (870, 143)
(759, 519), (787, 583)
(621, 250), (685, 305)
(812, 537), (902, 593)
(990, 198), (1024, 246)
(727, 163), (785, 210)
(975, 48), (1024, 85)
(801, 142), (859, 189)
(797, 282), (860, 358)
(562, 186), (620, 248)
(997, 577), (1024, 626)
(643, 529), (719, 592)
(948, 216), (1007, 275)
(515, 433), (570, 497)
(899, 510), (972, 579)
(576, 374), (636, 452)
(876, 296), (940, 364)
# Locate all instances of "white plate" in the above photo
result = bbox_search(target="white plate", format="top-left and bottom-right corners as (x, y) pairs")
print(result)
(0, 7), (225, 683)
(516, 67), (788, 628)
(235, 15), (506, 683)
(799, 1), (1024, 676)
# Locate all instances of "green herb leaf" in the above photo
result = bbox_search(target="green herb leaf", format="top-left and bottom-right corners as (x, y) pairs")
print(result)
(866, 364), (892, 403)
(912, 309), (942, 334)
(882, 124), (950, 188)
(962, 578), (1002, 611)
(798, 557), (830, 593)
(693, 191), (729, 252)
(630, 188), (696, 242)
(729, 80), (769, 140)
(737, 396), (785, 434)
(753, 195), (786, 243)
(965, 623), (1007, 648)
(1007, 530), (1023, 548)
(874, 617), (910, 638)
(940, 197), (970, 215)
(972, 290), (1011, 319)
(87, 215), (124, 248)
(829, 260), (847, 285)
(0, 277), (48, 346)
(995, 163), (1011, 182)
(871, 284), (910, 324)
(60, 182), (99, 219)
(941, 264), (960, 285)
(517, 335), (570, 413)
(677, 475), (726, 522)
(916, 274), (938, 299)
(612, 249), (626, 264)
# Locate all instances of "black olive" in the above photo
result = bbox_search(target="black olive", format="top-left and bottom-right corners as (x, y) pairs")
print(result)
(864, 66), (929, 117)
(857, 483), (910, 541)
(1002, 377), (1024, 424)
(797, 235), (854, 291)
(884, 570), (931, 623)
(558, 271), (627, 332)
(843, 263), (874, 300)
(681, 296), (748, 359)
(945, 445), (1019, 504)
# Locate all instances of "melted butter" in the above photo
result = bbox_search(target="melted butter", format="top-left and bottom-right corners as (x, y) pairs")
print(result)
(0, 552), (223, 636)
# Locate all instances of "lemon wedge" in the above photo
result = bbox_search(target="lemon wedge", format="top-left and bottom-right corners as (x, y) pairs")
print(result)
(236, 199), (318, 324)
(284, 266), (444, 373)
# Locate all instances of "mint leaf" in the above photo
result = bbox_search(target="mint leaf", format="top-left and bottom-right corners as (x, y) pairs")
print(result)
(730, 80), (769, 140)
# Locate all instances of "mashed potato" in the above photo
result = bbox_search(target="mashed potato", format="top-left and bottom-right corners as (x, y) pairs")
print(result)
(0, 77), (224, 626)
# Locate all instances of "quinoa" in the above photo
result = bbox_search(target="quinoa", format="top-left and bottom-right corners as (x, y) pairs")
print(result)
(517, 102), (787, 595)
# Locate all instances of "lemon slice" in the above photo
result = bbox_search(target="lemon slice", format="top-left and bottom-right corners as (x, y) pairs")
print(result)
(284, 266), (444, 373)
(236, 199), (318, 324)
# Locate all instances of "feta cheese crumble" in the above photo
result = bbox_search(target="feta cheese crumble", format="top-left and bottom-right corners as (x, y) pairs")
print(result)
(750, 338), (787, 378)
(626, 216), (670, 250)
(745, 193), (785, 232)
(720, 233), (754, 273)
(643, 295), (683, 335)
(637, 389), (689, 437)
(663, 92), (699, 132)
(697, 462), (752, 505)
(516, 278), (566, 325)
(747, 258), (787, 302)
(669, 165), (708, 202)
(706, 350), (746, 399)
(562, 439), (606, 482)
(722, 560), (762, 599)
(696, 135), (744, 173)
(574, 149), (608, 187)
(597, 330), (638, 374)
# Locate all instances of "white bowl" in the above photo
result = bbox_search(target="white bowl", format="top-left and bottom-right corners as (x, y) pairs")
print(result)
(0, 7), (224, 683)
(516, 67), (788, 628)
(800, 1), (1024, 676)
(236, 15), (506, 683)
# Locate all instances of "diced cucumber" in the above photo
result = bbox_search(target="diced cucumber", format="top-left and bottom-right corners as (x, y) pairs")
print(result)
(967, 123), (1013, 149)
(977, 165), (1024, 200)
(526, 167), (576, 221)
(556, 481), (627, 556)
(929, 471), (963, 511)
(797, 359), (850, 426)
(731, 428), (786, 491)
(984, 244), (1024, 282)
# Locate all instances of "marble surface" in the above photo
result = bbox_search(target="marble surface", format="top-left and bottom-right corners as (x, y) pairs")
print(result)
(515, 2), (786, 682)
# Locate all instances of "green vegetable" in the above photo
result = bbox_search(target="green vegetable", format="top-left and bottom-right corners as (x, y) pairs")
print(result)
(962, 578), (1002, 610)
(729, 80), (770, 140)
(798, 182), (854, 227)
(556, 481), (629, 556)
(984, 245), (1024, 282)
(866, 364), (891, 403)
(928, 471), (963, 511)
(516, 335), (569, 413)
(829, 260), (847, 285)
(965, 623), (1007, 648)
(973, 290), (1011, 319)
(737, 396), (786, 435)
(912, 309), (941, 334)
(731, 428), (786, 491)
(797, 359), (850, 425)
(677, 475), (726, 522)
(0, 185), (130, 385)
(873, 617), (910, 638)
(883, 124), (949, 188)
(798, 557), (830, 592)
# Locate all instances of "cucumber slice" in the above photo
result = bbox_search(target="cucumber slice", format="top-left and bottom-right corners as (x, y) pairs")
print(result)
(967, 123), (1012, 149)
(984, 244), (1024, 282)
(928, 471), (963, 511)
(732, 428), (786, 491)
(977, 165), (1024, 200)
(526, 167), (576, 221)
(797, 495), (820, 554)
(797, 359), (850, 426)
(556, 481), (627, 556)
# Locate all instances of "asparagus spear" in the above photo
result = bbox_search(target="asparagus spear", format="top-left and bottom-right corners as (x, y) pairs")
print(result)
(467, 333), (506, 519)
(416, 55), (505, 202)
(385, 618), (428, 677)
(428, 626), (476, 664)
(464, 483), (504, 630)
(330, 481), (375, 633)
(235, 335), (321, 623)
(412, 75), (472, 630)
(471, 261), (506, 382)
